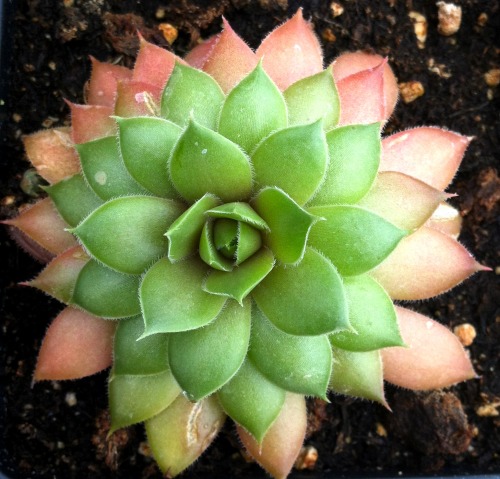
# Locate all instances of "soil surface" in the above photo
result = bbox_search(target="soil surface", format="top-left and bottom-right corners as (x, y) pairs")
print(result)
(1, 1), (499, 478)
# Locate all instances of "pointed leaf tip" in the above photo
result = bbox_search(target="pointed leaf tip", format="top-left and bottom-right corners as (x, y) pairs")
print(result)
(382, 307), (476, 390)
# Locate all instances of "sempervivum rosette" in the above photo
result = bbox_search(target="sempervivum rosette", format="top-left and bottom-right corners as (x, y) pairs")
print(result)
(4, 11), (486, 479)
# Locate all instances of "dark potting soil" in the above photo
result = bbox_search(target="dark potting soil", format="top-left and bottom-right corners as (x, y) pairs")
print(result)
(0, 1), (499, 478)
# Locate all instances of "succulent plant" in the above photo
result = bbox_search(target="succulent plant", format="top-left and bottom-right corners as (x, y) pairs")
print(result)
(4, 10), (487, 479)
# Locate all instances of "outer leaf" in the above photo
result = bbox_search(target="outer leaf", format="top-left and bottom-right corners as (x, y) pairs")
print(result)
(45, 174), (103, 227)
(4, 198), (76, 256)
(253, 247), (349, 336)
(161, 62), (225, 129)
(140, 257), (226, 336)
(284, 67), (340, 130)
(117, 116), (181, 197)
(218, 357), (286, 443)
(23, 127), (80, 184)
(169, 120), (253, 202)
(308, 205), (407, 276)
(237, 393), (307, 479)
(169, 299), (251, 401)
(256, 9), (323, 90)
(382, 307), (476, 390)
(26, 246), (88, 304)
(249, 305), (332, 398)
(69, 103), (116, 144)
(218, 63), (287, 154)
(370, 226), (484, 300)
(166, 194), (221, 261)
(109, 372), (180, 431)
(426, 202), (462, 238)
(202, 18), (258, 93)
(330, 349), (387, 406)
(72, 260), (141, 318)
(203, 248), (275, 304)
(358, 171), (446, 230)
(252, 187), (319, 264)
(329, 275), (403, 351)
(251, 121), (328, 205)
(76, 136), (147, 200)
(310, 123), (381, 205)
(380, 127), (472, 190)
(145, 395), (226, 477)
(72, 196), (184, 275)
(34, 307), (115, 380)
(87, 56), (132, 107)
(114, 80), (162, 118)
(336, 60), (386, 126)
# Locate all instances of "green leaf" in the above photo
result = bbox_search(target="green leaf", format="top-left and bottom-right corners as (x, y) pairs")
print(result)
(251, 187), (320, 264)
(309, 123), (381, 205)
(117, 116), (181, 197)
(248, 305), (332, 399)
(253, 247), (349, 336)
(45, 174), (103, 227)
(161, 62), (225, 130)
(72, 196), (185, 275)
(76, 136), (147, 200)
(218, 63), (287, 153)
(71, 260), (140, 318)
(308, 205), (407, 276)
(146, 395), (225, 477)
(199, 220), (233, 271)
(140, 257), (227, 336)
(169, 120), (253, 203)
(203, 248), (275, 304)
(166, 194), (221, 262)
(206, 203), (269, 231)
(330, 275), (404, 351)
(251, 121), (328, 205)
(113, 315), (169, 376)
(329, 349), (387, 406)
(235, 222), (262, 265)
(169, 299), (251, 401)
(284, 66), (340, 130)
(109, 371), (180, 431)
(213, 218), (238, 256)
(218, 357), (285, 443)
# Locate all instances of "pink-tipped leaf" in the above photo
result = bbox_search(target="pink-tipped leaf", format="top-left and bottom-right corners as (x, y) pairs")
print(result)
(86, 56), (132, 107)
(68, 102), (116, 144)
(382, 306), (476, 390)
(203, 19), (258, 93)
(3, 198), (76, 255)
(114, 80), (162, 117)
(23, 128), (80, 184)
(371, 226), (485, 300)
(256, 10), (323, 91)
(185, 34), (219, 69)
(34, 307), (116, 381)
(381, 127), (472, 190)
(336, 59), (386, 125)
(426, 202), (463, 238)
(238, 393), (307, 479)
(332, 51), (399, 119)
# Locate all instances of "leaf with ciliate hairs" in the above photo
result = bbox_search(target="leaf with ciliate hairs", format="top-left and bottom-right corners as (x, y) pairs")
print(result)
(117, 116), (181, 198)
(218, 357), (286, 443)
(253, 247), (349, 336)
(218, 63), (287, 154)
(329, 275), (403, 351)
(161, 62), (225, 129)
(169, 299), (251, 401)
(146, 395), (226, 477)
(309, 123), (381, 205)
(251, 121), (328, 205)
(72, 196), (185, 275)
(308, 205), (407, 276)
(248, 305), (332, 399)
(169, 120), (253, 203)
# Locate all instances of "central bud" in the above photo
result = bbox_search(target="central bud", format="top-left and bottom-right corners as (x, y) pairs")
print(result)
(199, 202), (268, 272)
